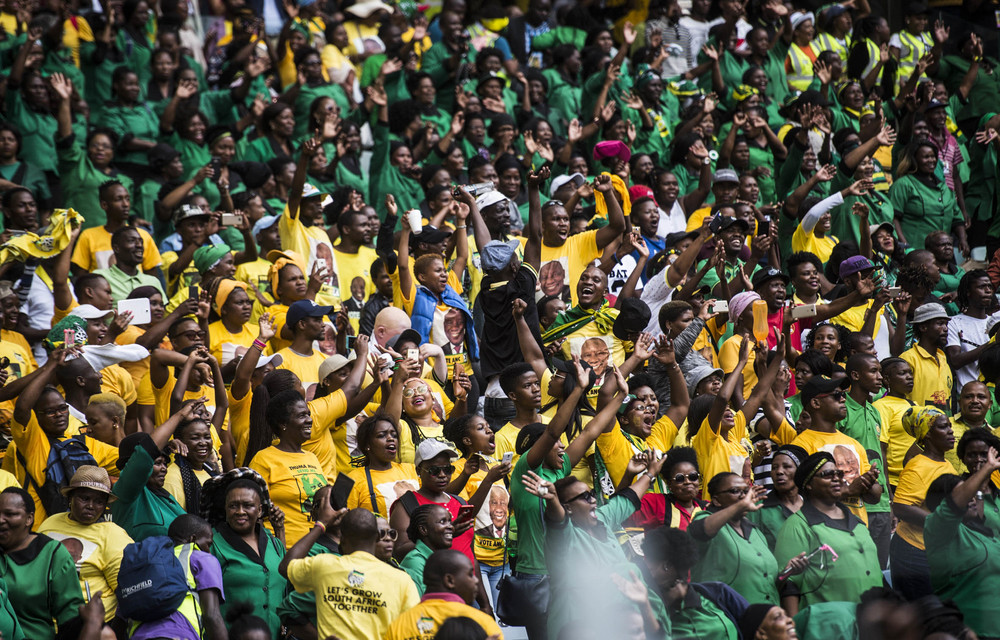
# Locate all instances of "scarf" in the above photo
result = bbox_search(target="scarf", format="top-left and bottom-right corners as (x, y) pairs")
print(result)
(0, 209), (83, 263)
(541, 302), (619, 344)
(594, 173), (632, 219)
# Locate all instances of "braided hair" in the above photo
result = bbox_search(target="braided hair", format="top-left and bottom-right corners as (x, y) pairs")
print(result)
(406, 503), (442, 544)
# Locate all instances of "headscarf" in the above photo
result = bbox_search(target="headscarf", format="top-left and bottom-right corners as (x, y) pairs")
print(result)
(214, 279), (250, 315)
(732, 84), (759, 103)
(193, 244), (232, 274)
(729, 291), (761, 323)
(902, 406), (945, 444)
(199, 467), (273, 526)
(541, 302), (619, 344)
(0, 208), (84, 263)
(267, 250), (309, 299)
(44, 316), (88, 352)
(794, 451), (835, 491)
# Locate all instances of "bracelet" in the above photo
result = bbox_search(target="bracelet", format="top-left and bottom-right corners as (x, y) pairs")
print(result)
(314, 520), (326, 533)
(644, 471), (657, 481)
(456, 225), (467, 229)
(252, 339), (266, 351)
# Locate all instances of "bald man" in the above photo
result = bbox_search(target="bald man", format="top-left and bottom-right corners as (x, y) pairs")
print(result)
(372, 307), (411, 349)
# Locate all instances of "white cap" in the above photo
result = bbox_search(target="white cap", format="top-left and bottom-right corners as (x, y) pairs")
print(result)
(476, 190), (508, 210)
(414, 439), (459, 468)
(70, 304), (114, 321)
(549, 172), (585, 197)
(256, 353), (283, 369)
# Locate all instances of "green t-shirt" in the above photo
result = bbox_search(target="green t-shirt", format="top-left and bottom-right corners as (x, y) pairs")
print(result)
(508, 451), (572, 575)
(111, 446), (187, 541)
(836, 394), (891, 514)
(689, 511), (780, 604)
(94, 103), (160, 165)
(0, 534), (83, 640)
(670, 587), (739, 640)
(888, 174), (962, 247)
(57, 134), (135, 229)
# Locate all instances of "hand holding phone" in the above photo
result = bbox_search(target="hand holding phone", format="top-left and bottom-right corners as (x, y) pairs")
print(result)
(502, 452), (513, 465)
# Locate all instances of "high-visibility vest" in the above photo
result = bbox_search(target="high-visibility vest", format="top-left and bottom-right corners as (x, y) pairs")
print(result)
(129, 544), (204, 639)
(860, 38), (884, 84)
(896, 30), (932, 84)
(786, 42), (819, 91)
(814, 32), (850, 64)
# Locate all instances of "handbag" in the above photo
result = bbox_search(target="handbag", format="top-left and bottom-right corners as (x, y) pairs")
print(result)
(496, 495), (550, 627)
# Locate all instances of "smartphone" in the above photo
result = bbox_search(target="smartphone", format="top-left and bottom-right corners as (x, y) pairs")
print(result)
(759, 217), (771, 235)
(790, 303), (817, 319)
(220, 213), (241, 226)
(188, 285), (199, 300)
(64, 328), (74, 346)
(346, 335), (356, 351)
(502, 452), (513, 465)
(330, 474), (355, 510)
(456, 504), (477, 521)
(709, 300), (729, 314)
(316, 258), (327, 272)
(407, 348), (419, 361)
(887, 287), (902, 299)
(209, 157), (222, 182)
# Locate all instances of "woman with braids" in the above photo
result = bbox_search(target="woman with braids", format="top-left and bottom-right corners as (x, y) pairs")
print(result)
(399, 503), (455, 595)
(247, 389), (327, 549)
(162, 415), (222, 513)
(625, 446), (708, 532)
(345, 412), (419, 519)
(945, 270), (998, 389)
(204, 470), (288, 638)
(804, 322), (850, 365)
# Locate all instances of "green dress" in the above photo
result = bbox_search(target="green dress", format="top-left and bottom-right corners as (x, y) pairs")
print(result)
(3, 90), (58, 173)
(57, 133), (135, 229)
(95, 103), (160, 165)
(773, 502), (881, 609)
(888, 174), (963, 247)
(0, 534), (81, 640)
(210, 523), (288, 639)
(688, 510), (780, 604)
(111, 446), (187, 541)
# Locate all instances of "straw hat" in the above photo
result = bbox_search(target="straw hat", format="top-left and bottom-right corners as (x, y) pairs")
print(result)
(60, 465), (117, 502)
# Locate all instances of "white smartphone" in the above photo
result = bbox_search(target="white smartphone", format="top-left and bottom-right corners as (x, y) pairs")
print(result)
(887, 287), (902, 299)
(709, 300), (729, 314)
(220, 213), (242, 226)
(117, 298), (151, 325)
(791, 303), (818, 320)
(502, 452), (513, 464)
(407, 348), (420, 361)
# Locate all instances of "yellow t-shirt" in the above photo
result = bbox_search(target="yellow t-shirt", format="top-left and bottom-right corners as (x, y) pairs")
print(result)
(719, 334), (757, 399)
(554, 327), (627, 381)
(791, 428), (872, 523)
(947, 417), (976, 473)
(597, 423), (653, 491)
(391, 256), (463, 312)
(538, 230), (602, 306)
(792, 224), (838, 265)
(276, 347), (327, 401)
(0, 338), (37, 430)
(493, 415), (552, 475)
(8, 414), (118, 525)
(305, 391), (349, 481)
(279, 206), (337, 296)
(830, 299), (882, 334)
(900, 345), (954, 414)
(162, 461), (212, 511)
(161, 251), (200, 298)
(228, 390), (254, 467)
(385, 597), (503, 640)
(36, 513), (133, 621)
(71, 226), (162, 272)
(893, 454), (956, 550)
(100, 363), (137, 406)
(1, 330), (36, 368)
(207, 320), (258, 366)
(235, 258), (273, 302)
(873, 395), (916, 485)
(332, 245), (377, 307)
(345, 463), (419, 518)
(114, 327), (162, 388)
(647, 414), (680, 454)
(249, 446), (328, 548)
(692, 412), (752, 499)
(287, 550), (420, 640)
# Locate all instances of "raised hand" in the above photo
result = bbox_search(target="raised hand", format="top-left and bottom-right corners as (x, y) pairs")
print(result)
(50, 72), (73, 101)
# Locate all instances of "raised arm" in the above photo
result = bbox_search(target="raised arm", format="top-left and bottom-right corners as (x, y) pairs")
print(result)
(709, 338), (750, 433)
(524, 357), (588, 469)
(287, 137), (320, 222)
(567, 367), (629, 467)
(593, 174), (628, 250)
(50, 73), (75, 139)
(523, 167), (547, 269)
(513, 299), (546, 381)
(231, 313), (274, 400)
(740, 333), (787, 420)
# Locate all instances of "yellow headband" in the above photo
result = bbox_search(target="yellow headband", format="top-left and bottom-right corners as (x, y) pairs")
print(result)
(214, 278), (250, 315)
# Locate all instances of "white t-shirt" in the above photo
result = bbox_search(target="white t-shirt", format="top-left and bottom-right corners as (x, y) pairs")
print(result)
(946, 313), (998, 388)
(657, 201), (688, 237)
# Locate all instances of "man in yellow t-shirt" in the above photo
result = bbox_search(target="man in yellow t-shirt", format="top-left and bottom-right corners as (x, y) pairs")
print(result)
(71, 224), (162, 275)
(900, 302), (954, 415)
(283, 506), (420, 640)
(385, 549), (503, 640)
(537, 174), (625, 305)
(873, 358), (916, 486)
(276, 299), (333, 401)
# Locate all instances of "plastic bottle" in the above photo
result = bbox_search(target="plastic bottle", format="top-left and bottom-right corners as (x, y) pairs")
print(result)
(752, 300), (770, 343)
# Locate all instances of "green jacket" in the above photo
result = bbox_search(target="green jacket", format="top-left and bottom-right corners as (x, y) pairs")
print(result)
(111, 446), (186, 542)
(210, 523), (288, 639)
(689, 510), (780, 604)
(0, 533), (81, 640)
(368, 120), (424, 212)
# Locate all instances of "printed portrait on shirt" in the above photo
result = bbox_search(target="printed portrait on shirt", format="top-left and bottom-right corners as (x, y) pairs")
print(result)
(538, 258), (569, 302)
(377, 478), (419, 515)
(824, 443), (862, 486)
(49, 533), (98, 570)
(569, 335), (612, 379)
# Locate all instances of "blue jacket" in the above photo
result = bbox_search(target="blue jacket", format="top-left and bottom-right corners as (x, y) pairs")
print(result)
(411, 285), (480, 360)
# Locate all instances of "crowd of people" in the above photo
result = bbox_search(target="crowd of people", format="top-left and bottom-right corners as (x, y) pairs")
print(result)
(0, 0), (999, 637)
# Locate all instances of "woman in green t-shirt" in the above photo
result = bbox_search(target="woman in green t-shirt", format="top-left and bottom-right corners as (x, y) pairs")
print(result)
(748, 444), (806, 550)
(94, 67), (160, 166)
(0, 122), (51, 208)
(889, 140), (968, 256)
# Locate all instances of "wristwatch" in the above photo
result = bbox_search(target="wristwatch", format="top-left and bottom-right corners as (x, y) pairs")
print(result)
(702, 156), (712, 166)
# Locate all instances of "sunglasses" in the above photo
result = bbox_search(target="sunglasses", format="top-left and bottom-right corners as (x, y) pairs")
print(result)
(378, 529), (398, 541)
(816, 469), (845, 480)
(403, 385), (430, 398)
(671, 472), (701, 484)
(542, 199), (564, 209)
(423, 464), (455, 477)
(816, 391), (847, 401)
(563, 489), (596, 505)
(719, 487), (749, 498)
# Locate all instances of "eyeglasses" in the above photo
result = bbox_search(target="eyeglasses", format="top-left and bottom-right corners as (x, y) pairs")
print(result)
(423, 464), (455, 477)
(816, 469), (845, 480)
(175, 330), (206, 341)
(672, 472), (701, 484)
(40, 404), (69, 417)
(816, 391), (847, 401)
(563, 489), (596, 505)
(403, 385), (430, 398)
(379, 529), (398, 541)
(719, 487), (749, 498)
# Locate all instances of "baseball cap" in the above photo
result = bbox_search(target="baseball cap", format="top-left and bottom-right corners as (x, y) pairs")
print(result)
(252, 215), (279, 236)
(713, 169), (740, 185)
(800, 375), (850, 405)
(481, 239), (520, 273)
(318, 352), (357, 381)
(912, 302), (950, 324)
(476, 190), (508, 210)
(302, 183), (327, 200)
(387, 328), (422, 350)
(514, 422), (548, 455)
(924, 99), (947, 112)
(409, 226), (452, 247)
(285, 300), (334, 329)
(414, 439), (459, 468)
(988, 315), (1000, 337)
(627, 184), (658, 208)
(550, 172), (586, 197)
(613, 298), (652, 341)
(711, 215), (750, 234)
(174, 203), (208, 224)
(255, 353), (283, 369)
(838, 255), (876, 279)
(70, 304), (115, 321)
(751, 267), (790, 289)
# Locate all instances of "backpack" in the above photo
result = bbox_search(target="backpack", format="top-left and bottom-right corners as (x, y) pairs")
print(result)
(116, 537), (193, 622)
(16, 434), (98, 515)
